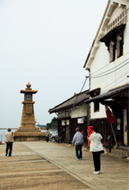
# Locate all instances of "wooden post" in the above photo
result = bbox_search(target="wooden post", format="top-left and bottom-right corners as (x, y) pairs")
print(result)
(110, 123), (118, 149)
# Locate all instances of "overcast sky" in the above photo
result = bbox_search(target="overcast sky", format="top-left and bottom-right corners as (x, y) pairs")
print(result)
(0, 0), (108, 128)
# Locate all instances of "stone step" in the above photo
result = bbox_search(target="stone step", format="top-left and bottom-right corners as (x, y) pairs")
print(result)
(104, 152), (127, 159)
(14, 132), (46, 136)
(17, 128), (40, 132)
(119, 146), (129, 151)
(106, 148), (129, 159)
(111, 148), (129, 155)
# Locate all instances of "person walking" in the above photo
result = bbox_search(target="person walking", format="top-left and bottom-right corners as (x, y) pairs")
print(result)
(89, 126), (104, 174)
(46, 128), (50, 142)
(5, 128), (14, 157)
(72, 127), (84, 160)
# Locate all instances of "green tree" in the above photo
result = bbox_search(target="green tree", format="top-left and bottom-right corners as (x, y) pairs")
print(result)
(46, 117), (57, 129)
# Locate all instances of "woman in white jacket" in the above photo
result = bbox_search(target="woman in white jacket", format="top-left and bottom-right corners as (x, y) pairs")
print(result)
(89, 126), (104, 174)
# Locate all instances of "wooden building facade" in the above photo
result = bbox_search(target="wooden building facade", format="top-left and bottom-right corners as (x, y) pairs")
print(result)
(49, 90), (89, 145)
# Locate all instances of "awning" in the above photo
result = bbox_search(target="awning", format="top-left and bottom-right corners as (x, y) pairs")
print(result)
(85, 84), (129, 103)
(100, 24), (125, 43)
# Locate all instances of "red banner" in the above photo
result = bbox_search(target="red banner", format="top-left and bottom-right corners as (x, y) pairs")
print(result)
(105, 104), (118, 125)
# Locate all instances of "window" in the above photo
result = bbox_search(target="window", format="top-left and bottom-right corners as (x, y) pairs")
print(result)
(116, 35), (123, 58)
(100, 24), (125, 63)
(94, 101), (99, 112)
(109, 29), (124, 62)
(109, 40), (115, 62)
(26, 94), (31, 100)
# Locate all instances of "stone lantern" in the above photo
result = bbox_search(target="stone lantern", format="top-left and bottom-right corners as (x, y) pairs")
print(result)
(14, 83), (45, 141)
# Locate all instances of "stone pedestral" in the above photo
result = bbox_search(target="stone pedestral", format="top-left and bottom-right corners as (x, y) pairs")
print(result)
(14, 127), (46, 141)
(14, 82), (46, 141)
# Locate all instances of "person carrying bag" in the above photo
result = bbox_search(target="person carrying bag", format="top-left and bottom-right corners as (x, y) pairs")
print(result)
(89, 126), (104, 174)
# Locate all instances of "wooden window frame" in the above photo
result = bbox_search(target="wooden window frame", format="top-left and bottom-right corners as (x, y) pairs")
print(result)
(94, 101), (99, 112)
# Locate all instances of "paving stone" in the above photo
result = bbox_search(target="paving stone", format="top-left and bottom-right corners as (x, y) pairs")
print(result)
(0, 143), (89, 190)
(22, 141), (129, 190)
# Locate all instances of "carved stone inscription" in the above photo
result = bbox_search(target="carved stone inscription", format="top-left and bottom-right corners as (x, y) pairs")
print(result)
(26, 104), (32, 114)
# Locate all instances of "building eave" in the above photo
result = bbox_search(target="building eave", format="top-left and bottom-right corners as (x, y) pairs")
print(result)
(85, 84), (129, 104)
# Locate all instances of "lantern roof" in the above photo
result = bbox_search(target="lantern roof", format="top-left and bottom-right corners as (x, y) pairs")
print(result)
(20, 82), (38, 94)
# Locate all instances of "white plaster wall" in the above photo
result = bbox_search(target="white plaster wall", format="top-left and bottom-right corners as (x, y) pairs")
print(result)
(90, 43), (109, 75)
(89, 8), (129, 120)
(70, 104), (87, 118)
(91, 52), (129, 93)
(91, 102), (106, 119)
(123, 13), (129, 55)
(90, 52), (129, 119)
(58, 104), (87, 119)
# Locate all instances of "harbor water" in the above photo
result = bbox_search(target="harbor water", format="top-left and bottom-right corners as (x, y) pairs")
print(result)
(0, 129), (57, 142)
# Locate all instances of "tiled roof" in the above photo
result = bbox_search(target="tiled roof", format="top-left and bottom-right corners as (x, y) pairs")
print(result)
(85, 84), (129, 103)
(49, 90), (89, 113)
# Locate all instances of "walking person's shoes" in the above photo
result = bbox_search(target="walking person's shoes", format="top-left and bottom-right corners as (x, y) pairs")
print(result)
(5, 154), (7, 156)
(76, 158), (80, 160)
(93, 171), (100, 174)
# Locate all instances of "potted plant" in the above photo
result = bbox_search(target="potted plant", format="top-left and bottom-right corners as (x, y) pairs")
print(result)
(102, 142), (109, 152)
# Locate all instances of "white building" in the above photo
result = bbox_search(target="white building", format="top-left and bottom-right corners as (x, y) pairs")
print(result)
(84, 0), (129, 147)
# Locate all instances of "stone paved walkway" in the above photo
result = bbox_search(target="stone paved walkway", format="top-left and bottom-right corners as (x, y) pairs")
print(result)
(0, 142), (129, 190)
(22, 141), (129, 190)
(0, 143), (89, 190)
